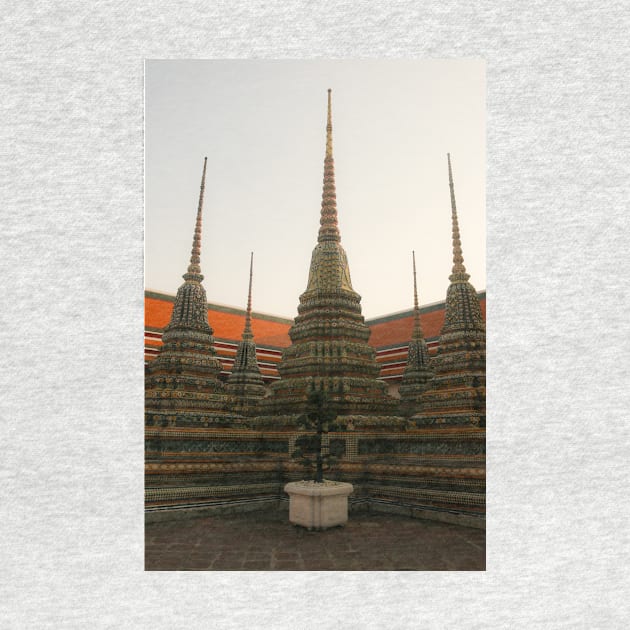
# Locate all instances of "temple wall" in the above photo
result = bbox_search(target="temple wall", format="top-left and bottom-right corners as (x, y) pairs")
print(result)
(145, 424), (485, 529)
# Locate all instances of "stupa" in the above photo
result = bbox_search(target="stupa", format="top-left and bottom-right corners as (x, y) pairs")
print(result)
(398, 251), (435, 415)
(226, 252), (266, 414)
(414, 154), (486, 427)
(265, 90), (398, 416)
(145, 157), (235, 427)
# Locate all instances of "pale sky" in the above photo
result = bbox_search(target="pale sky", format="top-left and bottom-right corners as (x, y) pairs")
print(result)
(145, 60), (485, 319)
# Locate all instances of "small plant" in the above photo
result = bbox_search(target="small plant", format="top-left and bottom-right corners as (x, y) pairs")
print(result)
(292, 386), (345, 483)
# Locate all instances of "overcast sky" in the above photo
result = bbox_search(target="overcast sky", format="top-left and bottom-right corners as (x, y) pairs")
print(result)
(145, 59), (485, 319)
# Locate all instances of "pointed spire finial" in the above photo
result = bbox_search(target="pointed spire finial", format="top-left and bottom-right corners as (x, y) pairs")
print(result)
(318, 89), (340, 243)
(447, 153), (470, 282)
(186, 157), (207, 277)
(243, 251), (254, 339)
(412, 251), (423, 341)
(326, 88), (332, 150)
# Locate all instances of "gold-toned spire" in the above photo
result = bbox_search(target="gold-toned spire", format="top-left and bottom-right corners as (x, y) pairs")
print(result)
(412, 251), (424, 341)
(399, 249), (434, 410)
(447, 153), (470, 282)
(326, 88), (333, 154)
(318, 89), (340, 243)
(187, 157), (207, 276)
(243, 251), (254, 340)
(227, 251), (265, 405)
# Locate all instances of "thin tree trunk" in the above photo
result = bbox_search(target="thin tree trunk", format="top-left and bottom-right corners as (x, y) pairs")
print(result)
(315, 406), (323, 482)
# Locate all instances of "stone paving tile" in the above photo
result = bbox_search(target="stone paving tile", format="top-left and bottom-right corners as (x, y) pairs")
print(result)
(145, 510), (485, 571)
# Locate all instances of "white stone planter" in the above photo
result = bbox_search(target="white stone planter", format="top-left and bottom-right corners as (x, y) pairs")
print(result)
(284, 480), (354, 530)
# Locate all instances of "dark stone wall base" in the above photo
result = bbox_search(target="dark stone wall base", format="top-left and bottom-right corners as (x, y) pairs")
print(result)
(365, 500), (485, 530)
(145, 497), (283, 523)
(145, 495), (485, 530)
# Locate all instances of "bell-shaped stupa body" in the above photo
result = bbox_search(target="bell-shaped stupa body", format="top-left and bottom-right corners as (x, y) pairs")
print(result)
(145, 157), (235, 426)
(226, 252), (266, 414)
(399, 251), (435, 415)
(266, 90), (398, 416)
(415, 154), (486, 427)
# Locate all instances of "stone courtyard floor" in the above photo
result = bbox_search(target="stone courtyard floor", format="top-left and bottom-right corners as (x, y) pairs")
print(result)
(145, 509), (485, 571)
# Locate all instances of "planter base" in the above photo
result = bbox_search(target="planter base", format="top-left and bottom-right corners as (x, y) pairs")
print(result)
(284, 481), (354, 530)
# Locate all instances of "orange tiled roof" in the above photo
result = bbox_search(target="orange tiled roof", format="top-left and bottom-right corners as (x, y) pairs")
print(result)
(367, 310), (443, 348)
(366, 296), (486, 348)
(146, 292), (485, 349)
(145, 293), (292, 348)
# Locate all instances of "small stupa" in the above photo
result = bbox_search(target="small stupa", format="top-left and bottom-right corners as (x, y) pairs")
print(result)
(398, 251), (435, 415)
(414, 154), (486, 426)
(145, 157), (234, 427)
(226, 252), (266, 414)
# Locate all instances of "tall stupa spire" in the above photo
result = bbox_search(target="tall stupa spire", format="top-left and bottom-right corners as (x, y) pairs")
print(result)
(243, 251), (254, 340)
(185, 156), (207, 280)
(318, 89), (340, 244)
(411, 250), (423, 341)
(266, 89), (397, 416)
(447, 153), (470, 283)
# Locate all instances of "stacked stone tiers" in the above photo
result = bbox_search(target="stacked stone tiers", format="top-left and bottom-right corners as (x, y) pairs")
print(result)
(398, 340), (434, 414)
(225, 337), (266, 415)
(144, 282), (238, 426)
(267, 283), (398, 415)
(413, 280), (486, 427)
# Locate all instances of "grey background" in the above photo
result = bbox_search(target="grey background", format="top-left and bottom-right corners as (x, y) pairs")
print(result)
(2, 1), (628, 628)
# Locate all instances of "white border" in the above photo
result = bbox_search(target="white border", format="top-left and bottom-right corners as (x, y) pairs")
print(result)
(3, 2), (629, 628)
